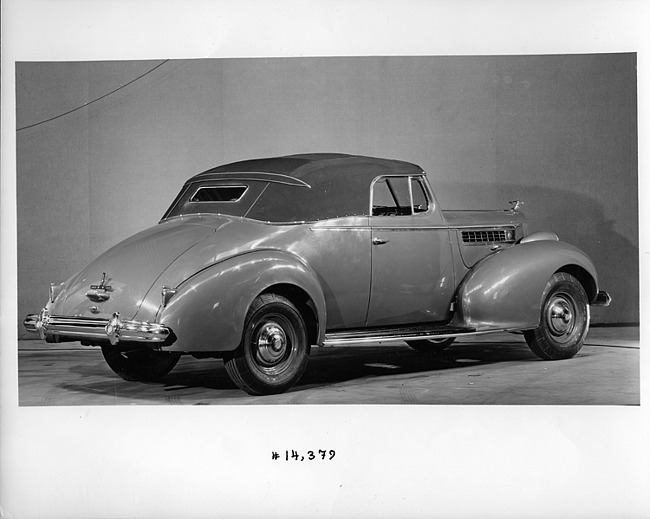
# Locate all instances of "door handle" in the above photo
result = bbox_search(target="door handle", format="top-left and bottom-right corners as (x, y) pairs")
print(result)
(372, 237), (389, 245)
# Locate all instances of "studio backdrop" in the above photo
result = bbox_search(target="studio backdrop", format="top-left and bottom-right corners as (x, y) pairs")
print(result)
(16, 54), (638, 336)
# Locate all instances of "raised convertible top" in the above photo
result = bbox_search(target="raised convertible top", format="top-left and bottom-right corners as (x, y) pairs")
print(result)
(166, 153), (425, 223)
(188, 153), (423, 186)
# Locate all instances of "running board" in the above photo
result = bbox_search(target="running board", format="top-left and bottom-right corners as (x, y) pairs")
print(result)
(323, 324), (478, 347)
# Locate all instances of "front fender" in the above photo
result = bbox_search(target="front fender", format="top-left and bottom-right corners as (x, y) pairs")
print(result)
(454, 240), (599, 331)
(157, 250), (326, 352)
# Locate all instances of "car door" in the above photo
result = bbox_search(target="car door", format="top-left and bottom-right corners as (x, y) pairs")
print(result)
(366, 175), (455, 327)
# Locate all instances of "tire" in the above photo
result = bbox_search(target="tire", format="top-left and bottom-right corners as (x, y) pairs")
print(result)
(524, 272), (589, 360)
(407, 337), (456, 354)
(102, 346), (181, 382)
(224, 294), (310, 395)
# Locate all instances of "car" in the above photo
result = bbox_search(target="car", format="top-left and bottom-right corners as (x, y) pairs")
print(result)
(24, 153), (611, 395)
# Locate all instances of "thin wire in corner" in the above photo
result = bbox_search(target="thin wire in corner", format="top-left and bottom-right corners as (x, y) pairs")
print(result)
(16, 59), (170, 132)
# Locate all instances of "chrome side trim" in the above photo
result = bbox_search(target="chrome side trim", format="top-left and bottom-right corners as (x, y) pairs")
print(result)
(372, 227), (448, 232)
(452, 223), (524, 229)
(24, 309), (173, 346)
(310, 227), (371, 232)
(312, 225), (516, 232)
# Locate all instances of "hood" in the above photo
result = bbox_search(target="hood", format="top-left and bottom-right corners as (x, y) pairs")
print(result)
(54, 217), (216, 319)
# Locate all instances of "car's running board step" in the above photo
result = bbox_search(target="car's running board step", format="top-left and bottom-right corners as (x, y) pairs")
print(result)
(323, 324), (477, 346)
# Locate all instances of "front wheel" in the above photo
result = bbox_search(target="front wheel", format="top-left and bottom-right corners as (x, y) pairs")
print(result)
(524, 272), (589, 360)
(224, 294), (310, 395)
(102, 346), (181, 382)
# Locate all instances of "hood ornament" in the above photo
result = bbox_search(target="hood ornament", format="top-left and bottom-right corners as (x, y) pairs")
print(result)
(86, 272), (113, 302)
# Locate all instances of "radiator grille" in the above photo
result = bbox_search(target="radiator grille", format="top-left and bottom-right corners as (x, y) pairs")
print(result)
(462, 229), (513, 244)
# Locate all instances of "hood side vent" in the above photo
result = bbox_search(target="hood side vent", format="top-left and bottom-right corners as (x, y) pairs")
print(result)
(461, 228), (515, 244)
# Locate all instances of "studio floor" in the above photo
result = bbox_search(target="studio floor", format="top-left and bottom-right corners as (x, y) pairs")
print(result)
(17, 326), (639, 406)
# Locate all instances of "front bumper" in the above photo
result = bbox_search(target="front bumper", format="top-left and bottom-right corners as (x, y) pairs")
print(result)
(24, 309), (173, 346)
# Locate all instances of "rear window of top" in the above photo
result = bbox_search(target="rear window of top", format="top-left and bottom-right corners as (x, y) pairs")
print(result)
(190, 186), (248, 202)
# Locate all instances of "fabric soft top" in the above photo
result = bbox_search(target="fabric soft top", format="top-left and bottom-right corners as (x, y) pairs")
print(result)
(168, 154), (425, 222)
(189, 153), (422, 183)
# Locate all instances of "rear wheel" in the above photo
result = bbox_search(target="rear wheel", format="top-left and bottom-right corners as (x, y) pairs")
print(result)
(407, 337), (455, 354)
(524, 272), (589, 360)
(224, 294), (310, 395)
(102, 346), (181, 382)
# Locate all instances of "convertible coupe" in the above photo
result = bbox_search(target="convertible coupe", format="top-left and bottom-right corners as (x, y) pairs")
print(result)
(25, 153), (610, 394)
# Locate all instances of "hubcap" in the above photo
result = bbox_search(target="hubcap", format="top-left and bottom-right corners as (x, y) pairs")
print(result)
(546, 294), (576, 340)
(254, 320), (290, 367)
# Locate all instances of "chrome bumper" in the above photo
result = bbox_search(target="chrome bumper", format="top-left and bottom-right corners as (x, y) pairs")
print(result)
(592, 290), (612, 307)
(24, 309), (173, 346)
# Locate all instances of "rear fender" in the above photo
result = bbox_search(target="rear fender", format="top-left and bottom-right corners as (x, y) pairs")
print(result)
(157, 250), (326, 352)
(454, 240), (599, 331)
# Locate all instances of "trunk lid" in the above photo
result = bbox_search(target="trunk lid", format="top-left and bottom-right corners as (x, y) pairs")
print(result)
(55, 218), (216, 319)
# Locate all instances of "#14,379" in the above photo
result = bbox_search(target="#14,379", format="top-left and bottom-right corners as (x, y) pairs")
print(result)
(272, 450), (336, 461)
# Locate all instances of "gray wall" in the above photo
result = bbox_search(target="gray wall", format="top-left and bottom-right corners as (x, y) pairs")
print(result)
(16, 54), (638, 336)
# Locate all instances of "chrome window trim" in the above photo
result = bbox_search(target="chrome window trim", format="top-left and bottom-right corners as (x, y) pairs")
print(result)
(369, 173), (432, 217)
(410, 176), (431, 214)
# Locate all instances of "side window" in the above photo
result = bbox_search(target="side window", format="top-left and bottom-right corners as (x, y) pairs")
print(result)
(372, 177), (412, 216)
(411, 177), (429, 213)
(372, 178), (395, 210)
(371, 176), (429, 216)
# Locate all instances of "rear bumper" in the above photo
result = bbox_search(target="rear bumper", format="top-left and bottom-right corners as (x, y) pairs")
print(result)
(24, 309), (173, 346)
